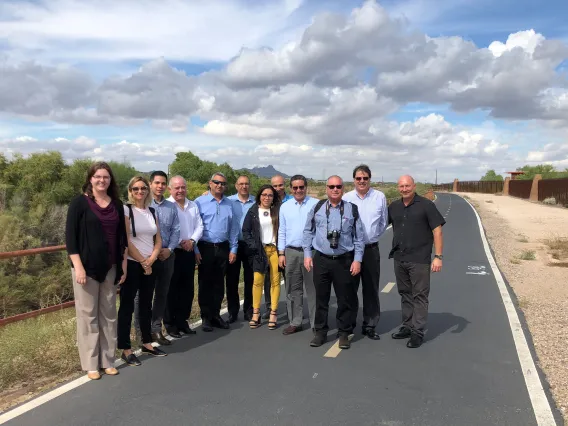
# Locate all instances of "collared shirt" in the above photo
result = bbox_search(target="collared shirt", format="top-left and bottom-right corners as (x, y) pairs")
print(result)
(388, 194), (446, 264)
(194, 192), (239, 254)
(280, 193), (294, 203)
(228, 193), (255, 241)
(150, 197), (180, 252)
(343, 188), (388, 244)
(278, 196), (319, 251)
(302, 200), (364, 262)
(167, 196), (204, 247)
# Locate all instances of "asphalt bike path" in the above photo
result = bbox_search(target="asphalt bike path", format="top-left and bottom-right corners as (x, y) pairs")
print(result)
(2, 193), (557, 425)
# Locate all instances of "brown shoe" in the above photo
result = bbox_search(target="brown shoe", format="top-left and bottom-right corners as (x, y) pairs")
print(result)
(87, 371), (101, 380)
(282, 325), (303, 335)
(104, 367), (119, 376)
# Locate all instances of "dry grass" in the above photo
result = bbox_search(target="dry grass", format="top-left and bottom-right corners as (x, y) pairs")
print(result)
(544, 237), (568, 258)
(518, 250), (536, 261)
(485, 200), (494, 203)
(516, 234), (529, 243)
(510, 258), (521, 264)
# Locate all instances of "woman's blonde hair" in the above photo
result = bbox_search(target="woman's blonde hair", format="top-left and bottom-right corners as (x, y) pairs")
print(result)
(127, 176), (152, 207)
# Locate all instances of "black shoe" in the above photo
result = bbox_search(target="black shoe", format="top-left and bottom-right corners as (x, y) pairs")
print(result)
(362, 328), (381, 340)
(179, 325), (196, 335)
(151, 332), (172, 346)
(228, 313), (238, 324)
(202, 319), (214, 332)
(391, 327), (412, 339)
(121, 352), (141, 366)
(166, 327), (182, 339)
(211, 316), (230, 329)
(261, 310), (270, 320)
(407, 334), (423, 348)
(141, 345), (167, 357)
(338, 333), (351, 349)
(310, 334), (327, 347)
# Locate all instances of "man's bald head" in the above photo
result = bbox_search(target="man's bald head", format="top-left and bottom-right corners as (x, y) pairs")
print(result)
(397, 175), (415, 186)
(397, 175), (416, 201)
(271, 175), (286, 197)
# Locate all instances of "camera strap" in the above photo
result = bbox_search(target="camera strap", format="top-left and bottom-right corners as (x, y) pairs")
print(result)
(325, 200), (344, 234)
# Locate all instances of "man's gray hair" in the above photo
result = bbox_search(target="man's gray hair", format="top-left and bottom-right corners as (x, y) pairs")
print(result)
(169, 175), (186, 186)
(210, 172), (227, 181)
(327, 175), (343, 184)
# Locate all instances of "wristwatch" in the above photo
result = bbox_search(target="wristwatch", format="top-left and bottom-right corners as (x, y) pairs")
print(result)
(189, 239), (196, 244)
(434, 254), (443, 260)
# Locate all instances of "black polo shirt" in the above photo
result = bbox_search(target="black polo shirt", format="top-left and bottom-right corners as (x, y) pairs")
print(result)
(388, 194), (446, 264)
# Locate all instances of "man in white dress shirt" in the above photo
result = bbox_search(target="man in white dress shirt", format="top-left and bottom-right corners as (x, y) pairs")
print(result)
(164, 175), (204, 337)
(343, 165), (388, 340)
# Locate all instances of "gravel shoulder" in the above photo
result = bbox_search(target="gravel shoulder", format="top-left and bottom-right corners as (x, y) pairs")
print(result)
(459, 192), (568, 422)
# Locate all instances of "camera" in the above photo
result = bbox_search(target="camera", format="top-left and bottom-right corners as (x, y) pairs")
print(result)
(327, 230), (341, 249)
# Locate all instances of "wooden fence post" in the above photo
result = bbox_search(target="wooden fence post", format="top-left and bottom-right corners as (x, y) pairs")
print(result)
(453, 179), (459, 192)
(503, 177), (510, 196)
(529, 174), (542, 202)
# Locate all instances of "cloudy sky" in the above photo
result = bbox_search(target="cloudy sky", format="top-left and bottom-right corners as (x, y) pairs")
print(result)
(1, 0), (567, 183)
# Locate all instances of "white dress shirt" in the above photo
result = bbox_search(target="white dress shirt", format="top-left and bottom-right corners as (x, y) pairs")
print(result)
(343, 187), (388, 244)
(167, 196), (204, 247)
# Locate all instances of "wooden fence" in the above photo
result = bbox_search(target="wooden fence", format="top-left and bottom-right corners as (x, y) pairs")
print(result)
(509, 179), (533, 199)
(538, 178), (568, 205)
(457, 180), (504, 194)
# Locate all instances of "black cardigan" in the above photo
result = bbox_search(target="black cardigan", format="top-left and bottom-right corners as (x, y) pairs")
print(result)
(242, 204), (280, 274)
(65, 194), (128, 284)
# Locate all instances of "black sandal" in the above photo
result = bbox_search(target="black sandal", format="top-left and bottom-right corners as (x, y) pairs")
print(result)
(268, 310), (278, 330)
(249, 309), (261, 329)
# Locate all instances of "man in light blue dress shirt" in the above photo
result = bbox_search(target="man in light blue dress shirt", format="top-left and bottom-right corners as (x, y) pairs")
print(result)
(303, 175), (364, 350)
(343, 165), (388, 340)
(277, 175), (319, 335)
(226, 175), (255, 322)
(194, 172), (239, 332)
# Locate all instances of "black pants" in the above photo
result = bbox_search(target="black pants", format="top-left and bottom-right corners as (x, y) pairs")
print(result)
(313, 251), (358, 334)
(394, 260), (431, 337)
(225, 241), (253, 317)
(118, 260), (155, 349)
(164, 249), (196, 330)
(197, 241), (229, 321)
(353, 244), (381, 330)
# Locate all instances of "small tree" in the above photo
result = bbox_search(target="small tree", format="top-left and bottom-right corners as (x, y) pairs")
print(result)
(480, 170), (503, 181)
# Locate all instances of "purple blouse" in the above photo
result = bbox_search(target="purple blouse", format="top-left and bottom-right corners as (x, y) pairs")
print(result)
(86, 196), (119, 268)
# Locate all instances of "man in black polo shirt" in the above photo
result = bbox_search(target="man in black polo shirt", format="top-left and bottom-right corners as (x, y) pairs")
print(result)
(388, 175), (445, 348)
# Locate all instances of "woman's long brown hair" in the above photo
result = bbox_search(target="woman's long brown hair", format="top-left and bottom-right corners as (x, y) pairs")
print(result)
(82, 161), (120, 200)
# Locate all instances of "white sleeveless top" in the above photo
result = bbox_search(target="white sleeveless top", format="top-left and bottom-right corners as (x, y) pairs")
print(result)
(124, 205), (157, 260)
(259, 208), (275, 245)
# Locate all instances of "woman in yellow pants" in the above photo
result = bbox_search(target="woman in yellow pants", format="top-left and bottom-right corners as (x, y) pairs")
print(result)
(242, 184), (281, 330)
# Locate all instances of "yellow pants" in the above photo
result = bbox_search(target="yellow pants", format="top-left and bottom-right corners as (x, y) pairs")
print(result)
(253, 245), (281, 311)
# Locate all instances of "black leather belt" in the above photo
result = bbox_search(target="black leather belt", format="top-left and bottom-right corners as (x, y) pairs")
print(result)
(286, 246), (303, 251)
(316, 250), (353, 260)
(365, 242), (379, 249)
(199, 240), (229, 247)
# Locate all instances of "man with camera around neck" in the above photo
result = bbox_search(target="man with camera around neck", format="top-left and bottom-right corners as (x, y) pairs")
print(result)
(302, 175), (364, 349)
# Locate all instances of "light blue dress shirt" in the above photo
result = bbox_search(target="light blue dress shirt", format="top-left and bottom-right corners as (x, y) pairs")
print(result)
(302, 200), (364, 262)
(228, 193), (255, 241)
(278, 196), (318, 251)
(194, 192), (239, 254)
(150, 197), (181, 251)
(280, 193), (294, 203)
(343, 188), (388, 244)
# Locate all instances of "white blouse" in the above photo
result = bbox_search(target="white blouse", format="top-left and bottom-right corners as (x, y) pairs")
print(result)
(258, 208), (275, 245)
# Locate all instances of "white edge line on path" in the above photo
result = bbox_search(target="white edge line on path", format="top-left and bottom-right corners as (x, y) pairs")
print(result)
(461, 195), (557, 426)
(0, 279), (285, 424)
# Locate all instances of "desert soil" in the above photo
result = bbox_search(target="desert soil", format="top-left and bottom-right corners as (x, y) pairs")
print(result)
(460, 192), (568, 421)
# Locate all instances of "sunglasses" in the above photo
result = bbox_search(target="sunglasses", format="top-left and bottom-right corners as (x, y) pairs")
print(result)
(292, 185), (305, 191)
(355, 176), (369, 181)
(131, 186), (148, 192)
(327, 185), (343, 190)
(212, 180), (227, 186)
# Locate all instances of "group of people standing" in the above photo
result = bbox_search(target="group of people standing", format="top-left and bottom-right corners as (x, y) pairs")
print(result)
(65, 161), (445, 380)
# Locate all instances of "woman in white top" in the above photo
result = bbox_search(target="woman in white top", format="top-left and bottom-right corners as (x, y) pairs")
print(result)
(242, 184), (281, 330)
(117, 176), (166, 366)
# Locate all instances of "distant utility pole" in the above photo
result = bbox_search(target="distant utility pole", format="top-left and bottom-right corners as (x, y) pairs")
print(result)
(436, 169), (438, 185)
(122, 155), (127, 164)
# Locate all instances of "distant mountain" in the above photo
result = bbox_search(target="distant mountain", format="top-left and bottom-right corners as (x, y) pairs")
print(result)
(244, 165), (290, 179)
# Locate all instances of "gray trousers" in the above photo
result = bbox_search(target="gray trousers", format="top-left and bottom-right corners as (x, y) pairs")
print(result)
(394, 260), (431, 337)
(72, 266), (117, 371)
(135, 253), (176, 334)
(284, 248), (316, 328)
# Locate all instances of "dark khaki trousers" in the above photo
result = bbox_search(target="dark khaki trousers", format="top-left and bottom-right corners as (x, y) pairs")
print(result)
(72, 266), (117, 371)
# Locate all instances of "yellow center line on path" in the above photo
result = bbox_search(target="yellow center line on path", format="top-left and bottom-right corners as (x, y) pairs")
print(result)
(323, 334), (354, 358)
(382, 282), (396, 293)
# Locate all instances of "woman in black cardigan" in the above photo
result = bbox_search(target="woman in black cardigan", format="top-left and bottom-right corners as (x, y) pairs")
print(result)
(65, 162), (128, 380)
(242, 184), (281, 330)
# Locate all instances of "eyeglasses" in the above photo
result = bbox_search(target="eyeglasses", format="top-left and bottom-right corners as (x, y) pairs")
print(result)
(327, 185), (343, 190)
(93, 175), (111, 181)
(355, 176), (369, 181)
(260, 193), (274, 198)
(131, 186), (148, 192)
(237, 183), (250, 186)
(212, 180), (227, 186)
(292, 186), (305, 191)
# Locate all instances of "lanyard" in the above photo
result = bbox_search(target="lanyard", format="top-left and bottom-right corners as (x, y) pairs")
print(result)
(325, 201), (344, 233)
